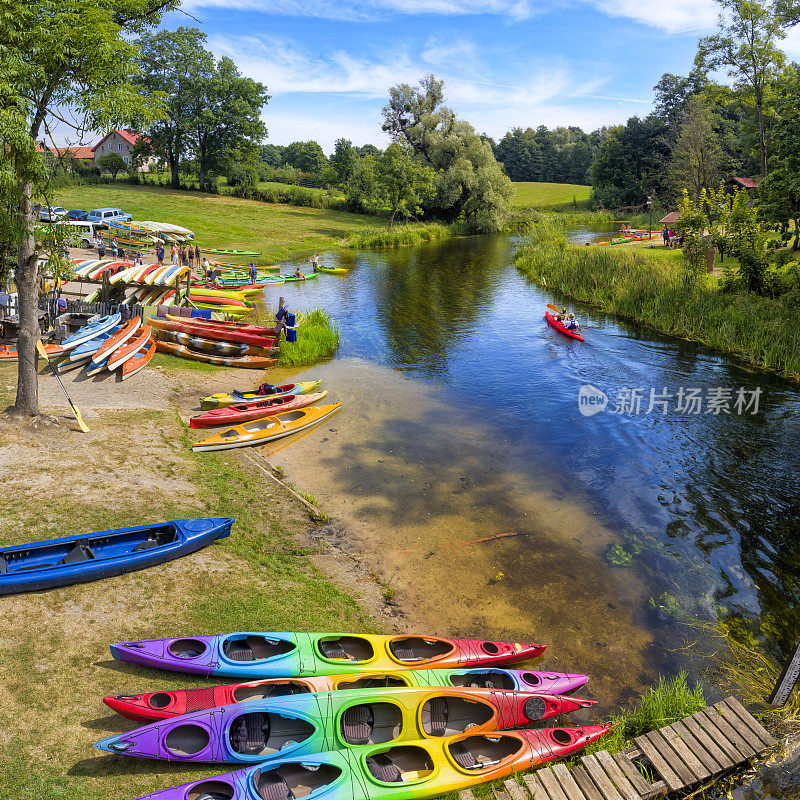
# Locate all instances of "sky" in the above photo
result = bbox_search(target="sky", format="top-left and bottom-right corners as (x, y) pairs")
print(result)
(67, 1), (800, 153)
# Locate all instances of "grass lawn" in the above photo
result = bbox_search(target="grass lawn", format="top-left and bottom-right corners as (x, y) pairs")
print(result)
(54, 184), (376, 264)
(512, 182), (592, 209)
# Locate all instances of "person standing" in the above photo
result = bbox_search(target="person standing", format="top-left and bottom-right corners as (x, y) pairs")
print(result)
(194, 244), (201, 264)
(111, 237), (119, 258)
(274, 296), (290, 340)
(662, 226), (669, 247)
(97, 236), (106, 259)
(249, 262), (258, 284)
(187, 246), (194, 274)
(310, 253), (320, 272)
(156, 243), (165, 266)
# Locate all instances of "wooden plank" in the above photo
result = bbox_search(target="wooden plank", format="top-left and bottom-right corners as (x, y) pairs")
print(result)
(571, 765), (607, 800)
(722, 696), (776, 747)
(539, 768), (571, 800)
(581, 754), (624, 800)
(551, 763), (590, 800)
(660, 724), (711, 779)
(693, 710), (744, 762)
(594, 751), (642, 800)
(504, 779), (531, 800)
(523, 772), (551, 800)
(633, 733), (683, 791)
(645, 731), (697, 786)
(493, 789), (512, 800)
(610, 753), (653, 797)
(670, 720), (723, 774)
(713, 699), (763, 754)
(681, 715), (734, 769)
(702, 706), (756, 758)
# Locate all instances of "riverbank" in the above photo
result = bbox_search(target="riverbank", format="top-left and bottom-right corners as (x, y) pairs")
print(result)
(0, 360), (391, 800)
(515, 231), (800, 381)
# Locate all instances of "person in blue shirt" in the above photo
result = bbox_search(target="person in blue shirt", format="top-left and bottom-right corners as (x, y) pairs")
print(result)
(562, 313), (580, 331)
(249, 263), (258, 284)
(274, 297), (290, 339)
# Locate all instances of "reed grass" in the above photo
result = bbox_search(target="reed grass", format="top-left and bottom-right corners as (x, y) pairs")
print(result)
(515, 228), (800, 380)
(346, 222), (453, 249)
(279, 309), (340, 366)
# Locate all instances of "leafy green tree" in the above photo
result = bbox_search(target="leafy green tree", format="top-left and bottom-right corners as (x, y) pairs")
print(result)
(729, 188), (768, 290)
(382, 74), (512, 231)
(0, 0), (175, 416)
(283, 141), (327, 173)
(344, 155), (380, 213)
(355, 144), (381, 158)
(261, 144), (286, 167)
(96, 153), (128, 178)
(330, 138), (358, 185)
(135, 26), (212, 188)
(698, 0), (786, 178)
(667, 96), (723, 200)
(676, 189), (714, 281)
(186, 55), (268, 190)
(494, 128), (542, 181)
(375, 144), (436, 228)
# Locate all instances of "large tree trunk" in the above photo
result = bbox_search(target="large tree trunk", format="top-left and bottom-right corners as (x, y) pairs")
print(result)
(14, 181), (40, 416)
(757, 97), (767, 179)
(168, 140), (180, 188)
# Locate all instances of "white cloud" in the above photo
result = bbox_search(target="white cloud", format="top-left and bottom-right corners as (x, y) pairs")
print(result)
(588, 0), (719, 34)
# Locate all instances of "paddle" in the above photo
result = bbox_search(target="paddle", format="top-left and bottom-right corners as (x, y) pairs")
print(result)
(546, 303), (567, 315)
(36, 340), (90, 433)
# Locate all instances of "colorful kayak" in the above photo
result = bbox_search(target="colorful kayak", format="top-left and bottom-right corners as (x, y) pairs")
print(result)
(187, 294), (249, 308)
(108, 325), (153, 371)
(109, 632), (546, 677)
(60, 313), (122, 350)
(200, 381), (322, 410)
(283, 272), (319, 282)
(157, 329), (277, 356)
(0, 518), (232, 595)
(155, 340), (277, 369)
(192, 403), (341, 450)
(190, 392), (327, 428)
(117, 726), (610, 800)
(122, 337), (156, 380)
(205, 249), (262, 256)
(104, 668), (590, 723)
(95, 686), (595, 764)
(0, 343), (64, 361)
(149, 316), (275, 348)
(90, 317), (142, 367)
(545, 312), (584, 342)
(316, 266), (348, 275)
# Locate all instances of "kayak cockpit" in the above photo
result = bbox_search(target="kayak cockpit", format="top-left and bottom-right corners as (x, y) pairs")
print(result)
(336, 674), (410, 689)
(366, 745), (435, 782)
(0, 525), (178, 574)
(232, 681), (311, 702)
(420, 696), (494, 736)
(339, 702), (402, 744)
(228, 711), (315, 756)
(317, 636), (374, 661)
(186, 780), (235, 800)
(252, 763), (342, 799)
(389, 637), (455, 662)
(447, 735), (523, 771)
(222, 635), (296, 663)
(448, 670), (516, 690)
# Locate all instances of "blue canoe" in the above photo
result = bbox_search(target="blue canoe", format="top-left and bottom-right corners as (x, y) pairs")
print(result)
(0, 518), (233, 595)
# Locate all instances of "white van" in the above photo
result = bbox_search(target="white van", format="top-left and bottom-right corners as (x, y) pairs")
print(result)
(57, 220), (101, 249)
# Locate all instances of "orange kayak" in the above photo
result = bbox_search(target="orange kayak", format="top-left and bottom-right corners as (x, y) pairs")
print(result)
(91, 317), (142, 365)
(0, 343), (64, 361)
(121, 337), (156, 380)
(107, 325), (152, 371)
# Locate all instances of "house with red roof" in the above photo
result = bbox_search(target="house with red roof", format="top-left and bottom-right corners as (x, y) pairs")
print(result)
(35, 141), (95, 164)
(92, 129), (147, 167)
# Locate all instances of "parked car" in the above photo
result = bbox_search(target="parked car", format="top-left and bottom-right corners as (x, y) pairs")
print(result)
(86, 207), (133, 226)
(65, 209), (88, 221)
(56, 220), (101, 249)
(37, 206), (67, 222)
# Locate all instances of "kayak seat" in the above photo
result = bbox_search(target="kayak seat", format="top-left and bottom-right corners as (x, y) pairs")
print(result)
(319, 641), (348, 660)
(389, 644), (416, 661)
(340, 704), (374, 744)
(231, 712), (270, 754)
(422, 697), (448, 736)
(449, 742), (479, 769)
(58, 542), (95, 564)
(253, 769), (294, 800)
(224, 641), (254, 661)
(366, 753), (402, 783)
(132, 538), (161, 552)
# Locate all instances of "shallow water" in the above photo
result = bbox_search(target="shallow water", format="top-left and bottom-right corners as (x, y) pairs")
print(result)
(260, 235), (800, 707)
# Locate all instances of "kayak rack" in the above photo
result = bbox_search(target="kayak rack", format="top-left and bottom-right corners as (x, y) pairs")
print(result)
(459, 696), (775, 800)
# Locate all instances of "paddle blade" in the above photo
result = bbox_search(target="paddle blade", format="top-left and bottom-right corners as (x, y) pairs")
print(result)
(35, 339), (49, 359)
(547, 303), (561, 313)
(72, 406), (90, 433)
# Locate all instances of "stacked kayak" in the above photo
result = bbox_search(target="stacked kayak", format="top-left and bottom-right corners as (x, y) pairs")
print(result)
(69, 258), (191, 306)
(0, 343), (64, 361)
(0, 518), (232, 595)
(101, 629), (607, 800)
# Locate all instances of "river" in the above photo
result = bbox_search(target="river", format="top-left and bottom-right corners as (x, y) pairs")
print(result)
(257, 234), (800, 708)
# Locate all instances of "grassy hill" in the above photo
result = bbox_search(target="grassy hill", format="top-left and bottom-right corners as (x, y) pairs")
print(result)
(512, 181), (592, 210)
(54, 184), (374, 264)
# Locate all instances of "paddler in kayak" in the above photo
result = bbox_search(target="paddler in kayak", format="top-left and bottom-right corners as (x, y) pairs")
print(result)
(292, 265), (303, 278)
(562, 312), (580, 332)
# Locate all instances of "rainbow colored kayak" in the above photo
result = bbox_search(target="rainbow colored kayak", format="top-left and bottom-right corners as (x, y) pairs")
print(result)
(95, 686), (595, 763)
(122, 726), (611, 800)
(110, 633), (546, 677)
(104, 667), (589, 723)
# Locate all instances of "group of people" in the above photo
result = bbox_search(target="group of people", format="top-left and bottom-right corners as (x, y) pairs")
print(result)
(551, 308), (580, 331)
(661, 227), (682, 248)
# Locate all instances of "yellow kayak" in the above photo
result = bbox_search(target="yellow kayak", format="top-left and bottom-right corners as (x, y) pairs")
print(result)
(192, 403), (341, 451)
(200, 380), (322, 409)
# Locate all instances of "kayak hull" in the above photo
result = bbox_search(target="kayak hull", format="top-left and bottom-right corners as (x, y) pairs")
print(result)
(122, 337), (156, 380)
(156, 339), (277, 369)
(545, 312), (584, 342)
(157, 329), (277, 356)
(149, 316), (276, 348)
(200, 381), (322, 410)
(190, 391), (328, 428)
(0, 518), (232, 595)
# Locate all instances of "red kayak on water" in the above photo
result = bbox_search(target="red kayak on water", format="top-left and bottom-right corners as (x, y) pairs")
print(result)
(190, 391), (328, 428)
(545, 311), (584, 342)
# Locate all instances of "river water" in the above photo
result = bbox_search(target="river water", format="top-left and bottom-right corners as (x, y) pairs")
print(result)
(258, 234), (800, 708)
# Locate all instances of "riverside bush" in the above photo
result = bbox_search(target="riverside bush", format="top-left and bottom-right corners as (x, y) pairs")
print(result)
(346, 222), (452, 249)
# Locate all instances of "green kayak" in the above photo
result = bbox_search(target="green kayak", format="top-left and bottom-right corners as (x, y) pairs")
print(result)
(283, 272), (319, 282)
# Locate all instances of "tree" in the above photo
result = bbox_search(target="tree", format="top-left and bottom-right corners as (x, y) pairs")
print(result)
(186, 55), (268, 190)
(344, 155), (380, 213)
(698, 0), (786, 178)
(96, 153), (128, 178)
(261, 144), (286, 167)
(375, 144), (436, 228)
(329, 138), (358, 185)
(135, 27), (212, 188)
(382, 74), (512, 231)
(676, 190), (714, 282)
(0, 0), (175, 416)
(729, 188), (768, 290)
(283, 141), (327, 173)
(667, 96), (723, 200)
(494, 128), (542, 182)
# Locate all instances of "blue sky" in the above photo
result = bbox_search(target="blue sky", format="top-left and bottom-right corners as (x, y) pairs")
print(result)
(112, 2), (800, 153)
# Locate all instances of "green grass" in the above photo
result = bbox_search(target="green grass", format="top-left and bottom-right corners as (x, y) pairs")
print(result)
(54, 184), (376, 264)
(511, 181), (592, 210)
(278, 309), (340, 366)
(516, 226), (800, 380)
(346, 222), (453, 249)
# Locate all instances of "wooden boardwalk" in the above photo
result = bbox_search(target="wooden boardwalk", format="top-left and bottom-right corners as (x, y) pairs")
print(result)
(459, 696), (775, 800)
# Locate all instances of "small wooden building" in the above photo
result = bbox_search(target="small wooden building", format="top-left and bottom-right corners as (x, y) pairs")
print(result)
(725, 177), (760, 196)
(659, 212), (681, 228)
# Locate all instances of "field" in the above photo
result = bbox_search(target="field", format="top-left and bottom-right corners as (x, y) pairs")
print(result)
(53, 184), (375, 264)
(511, 181), (592, 209)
